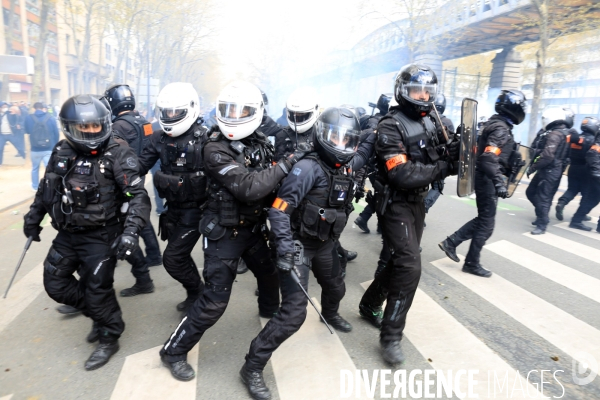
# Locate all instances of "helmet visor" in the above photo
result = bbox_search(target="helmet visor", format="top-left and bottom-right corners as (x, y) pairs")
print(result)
(315, 121), (360, 154)
(287, 110), (314, 125)
(158, 106), (188, 124)
(400, 82), (437, 104)
(61, 114), (111, 146)
(217, 101), (258, 124)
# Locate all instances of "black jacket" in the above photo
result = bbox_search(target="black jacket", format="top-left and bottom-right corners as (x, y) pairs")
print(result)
(476, 114), (515, 187)
(530, 124), (569, 173)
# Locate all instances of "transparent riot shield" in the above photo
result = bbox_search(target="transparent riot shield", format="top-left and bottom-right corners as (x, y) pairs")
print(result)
(505, 143), (531, 198)
(457, 98), (478, 197)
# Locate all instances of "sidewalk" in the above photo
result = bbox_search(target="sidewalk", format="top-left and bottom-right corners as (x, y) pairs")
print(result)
(0, 144), (36, 213)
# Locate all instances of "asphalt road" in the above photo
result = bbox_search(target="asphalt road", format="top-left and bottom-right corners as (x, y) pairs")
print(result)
(1, 176), (600, 400)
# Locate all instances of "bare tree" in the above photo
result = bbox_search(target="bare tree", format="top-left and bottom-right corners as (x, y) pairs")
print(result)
(0, 0), (17, 100)
(31, 0), (54, 102)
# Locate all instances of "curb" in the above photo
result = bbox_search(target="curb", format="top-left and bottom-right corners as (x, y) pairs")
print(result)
(0, 195), (35, 214)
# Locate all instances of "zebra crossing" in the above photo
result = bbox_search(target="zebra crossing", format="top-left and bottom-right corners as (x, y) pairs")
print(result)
(1, 219), (600, 399)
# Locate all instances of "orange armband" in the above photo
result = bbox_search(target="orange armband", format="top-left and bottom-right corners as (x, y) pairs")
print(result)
(385, 154), (407, 171)
(484, 146), (501, 155)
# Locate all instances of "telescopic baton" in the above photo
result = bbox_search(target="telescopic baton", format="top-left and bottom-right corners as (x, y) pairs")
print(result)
(3, 236), (34, 299)
(290, 266), (334, 334)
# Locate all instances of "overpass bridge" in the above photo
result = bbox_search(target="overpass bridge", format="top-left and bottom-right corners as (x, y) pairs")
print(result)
(298, 0), (600, 121)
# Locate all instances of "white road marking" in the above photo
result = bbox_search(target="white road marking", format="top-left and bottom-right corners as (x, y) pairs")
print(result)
(432, 255), (600, 373)
(0, 262), (44, 334)
(487, 240), (600, 304)
(555, 222), (600, 241)
(0, 394), (14, 400)
(263, 297), (366, 400)
(110, 344), (199, 400)
(360, 281), (539, 399)
(524, 232), (600, 264)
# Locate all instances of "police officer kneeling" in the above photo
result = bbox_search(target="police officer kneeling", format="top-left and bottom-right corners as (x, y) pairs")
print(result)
(23, 95), (151, 370)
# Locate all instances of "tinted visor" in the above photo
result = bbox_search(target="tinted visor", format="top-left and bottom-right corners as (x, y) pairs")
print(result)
(287, 110), (313, 125)
(61, 114), (111, 146)
(400, 82), (437, 104)
(158, 107), (188, 124)
(217, 101), (258, 124)
(315, 122), (360, 154)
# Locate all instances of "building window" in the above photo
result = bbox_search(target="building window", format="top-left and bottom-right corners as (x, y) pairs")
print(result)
(66, 34), (70, 54)
(105, 44), (111, 60)
(48, 61), (60, 78)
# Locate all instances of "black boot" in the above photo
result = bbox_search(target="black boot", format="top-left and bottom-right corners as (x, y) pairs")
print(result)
(462, 262), (492, 278)
(374, 262), (386, 278)
(531, 226), (546, 235)
(259, 308), (279, 319)
(145, 255), (163, 267)
(56, 304), (81, 316)
(176, 284), (204, 312)
(531, 220), (540, 225)
(87, 321), (100, 343)
(359, 303), (383, 329)
(569, 221), (592, 231)
(160, 351), (195, 381)
(322, 314), (352, 332)
(584, 215), (592, 222)
(120, 280), (155, 297)
(380, 339), (405, 364)
(438, 237), (459, 263)
(240, 364), (271, 400)
(346, 250), (358, 262)
(237, 258), (249, 274)
(354, 216), (370, 233)
(555, 203), (565, 221)
(85, 341), (119, 371)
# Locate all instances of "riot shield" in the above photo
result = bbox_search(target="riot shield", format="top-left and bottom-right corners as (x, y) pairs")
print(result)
(457, 98), (478, 197)
(505, 143), (531, 198)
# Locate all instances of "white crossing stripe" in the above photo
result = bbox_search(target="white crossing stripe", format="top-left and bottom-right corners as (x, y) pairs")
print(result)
(0, 394), (14, 400)
(360, 281), (539, 399)
(263, 297), (366, 400)
(486, 240), (600, 304)
(0, 262), (44, 334)
(525, 232), (600, 264)
(432, 255), (600, 373)
(555, 222), (600, 241)
(110, 344), (199, 400)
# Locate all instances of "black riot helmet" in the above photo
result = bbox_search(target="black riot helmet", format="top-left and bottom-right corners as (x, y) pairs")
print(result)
(104, 84), (135, 116)
(376, 93), (393, 114)
(395, 64), (438, 119)
(494, 89), (527, 125)
(59, 94), (112, 155)
(91, 94), (112, 114)
(314, 107), (361, 168)
(434, 93), (446, 114)
(581, 117), (600, 135)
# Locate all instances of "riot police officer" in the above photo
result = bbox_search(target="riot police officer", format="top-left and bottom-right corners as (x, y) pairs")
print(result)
(359, 64), (459, 364)
(556, 117), (597, 223)
(526, 107), (572, 234)
(159, 81), (307, 382)
(570, 117), (600, 230)
(138, 82), (207, 313)
(103, 84), (162, 297)
(438, 90), (526, 276)
(23, 94), (151, 370)
(240, 107), (373, 400)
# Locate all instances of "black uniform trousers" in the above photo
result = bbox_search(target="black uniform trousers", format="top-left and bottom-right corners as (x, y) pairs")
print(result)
(125, 246), (151, 284)
(141, 221), (161, 261)
(163, 206), (203, 294)
(526, 165), (563, 229)
(448, 170), (497, 266)
(558, 165), (588, 206)
(244, 237), (345, 371)
(573, 177), (600, 223)
(161, 218), (280, 362)
(360, 194), (424, 342)
(43, 224), (124, 342)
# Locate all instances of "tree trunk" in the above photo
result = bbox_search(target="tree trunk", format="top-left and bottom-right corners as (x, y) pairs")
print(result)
(31, 0), (50, 102)
(528, 0), (549, 144)
(0, 0), (17, 100)
(80, 2), (94, 94)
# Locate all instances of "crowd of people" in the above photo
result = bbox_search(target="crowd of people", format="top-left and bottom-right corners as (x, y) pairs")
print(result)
(18, 62), (600, 400)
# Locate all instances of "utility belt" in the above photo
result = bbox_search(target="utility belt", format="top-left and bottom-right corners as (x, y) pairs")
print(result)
(199, 212), (269, 242)
(207, 185), (264, 228)
(392, 186), (429, 202)
(373, 179), (428, 215)
(153, 170), (207, 204)
(61, 216), (121, 233)
(293, 203), (347, 241)
(169, 201), (202, 210)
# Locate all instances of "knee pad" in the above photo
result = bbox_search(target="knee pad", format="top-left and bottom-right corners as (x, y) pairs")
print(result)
(44, 247), (77, 277)
(205, 281), (233, 302)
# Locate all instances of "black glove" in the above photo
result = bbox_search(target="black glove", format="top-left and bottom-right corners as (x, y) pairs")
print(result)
(276, 253), (294, 273)
(354, 187), (366, 202)
(495, 184), (508, 199)
(24, 224), (42, 242)
(447, 140), (460, 162)
(278, 143), (313, 174)
(111, 232), (139, 260)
